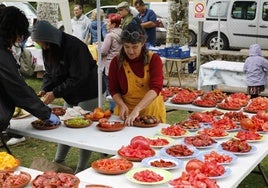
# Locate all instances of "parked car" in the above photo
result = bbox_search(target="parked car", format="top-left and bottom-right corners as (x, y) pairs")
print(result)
(0, 1), (37, 32)
(85, 5), (167, 46)
(202, 0), (268, 50)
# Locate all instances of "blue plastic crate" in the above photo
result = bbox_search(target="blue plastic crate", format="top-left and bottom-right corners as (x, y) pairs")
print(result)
(179, 47), (191, 59)
(157, 49), (166, 57)
(165, 46), (180, 59)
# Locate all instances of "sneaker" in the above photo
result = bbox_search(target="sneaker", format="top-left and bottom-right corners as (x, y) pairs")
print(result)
(6, 137), (26, 146)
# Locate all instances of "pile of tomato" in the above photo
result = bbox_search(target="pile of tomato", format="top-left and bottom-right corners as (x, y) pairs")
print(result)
(166, 144), (194, 157)
(211, 117), (238, 130)
(161, 125), (187, 136)
(221, 138), (252, 153)
(92, 158), (133, 172)
(171, 91), (197, 104)
(235, 130), (262, 141)
(133, 169), (163, 182)
(192, 98), (217, 107)
(169, 169), (220, 188)
(184, 134), (217, 147)
(223, 111), (248, 122)
(32, 171), (79, 188)
(146, 137), (170, 147)
(0, 171), (30, 188)
(175, 119), (200, 130)
(118, 136), (155, 160)
(244, 97), (268, 113)
(201, 89), (227, 103)
(189, 112), (214, 123)
(203, 151), (233, 164)
(197, 127), (228, 138)
(150, 159), (176, 168)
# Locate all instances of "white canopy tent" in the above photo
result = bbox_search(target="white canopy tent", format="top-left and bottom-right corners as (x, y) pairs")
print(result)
(1, 0), (104, 107)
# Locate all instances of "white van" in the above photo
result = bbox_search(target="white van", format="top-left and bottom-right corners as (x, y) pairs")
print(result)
(203, 0), (268, 50)
(145, 1), (199, 46)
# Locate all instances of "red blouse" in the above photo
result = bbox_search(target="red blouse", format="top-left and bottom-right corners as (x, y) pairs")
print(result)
(108, 53), (164, 96)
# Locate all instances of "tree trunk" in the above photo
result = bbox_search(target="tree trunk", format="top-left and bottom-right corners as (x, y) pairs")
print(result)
(36, 3), (59, 28)
(166, 0), (189, 47)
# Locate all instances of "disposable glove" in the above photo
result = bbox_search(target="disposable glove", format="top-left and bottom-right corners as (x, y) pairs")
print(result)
(46, 113), (60, 125)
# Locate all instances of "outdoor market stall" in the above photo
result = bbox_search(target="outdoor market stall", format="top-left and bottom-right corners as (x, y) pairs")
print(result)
(7, 111), (268, 187)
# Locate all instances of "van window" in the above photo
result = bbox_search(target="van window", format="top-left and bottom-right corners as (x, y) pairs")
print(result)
(231, 1), (256, 20)
(208, 1), (229, 17)
(262, 2), (268, 21)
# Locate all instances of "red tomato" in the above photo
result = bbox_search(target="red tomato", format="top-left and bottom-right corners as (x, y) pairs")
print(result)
(130, 136), (150, 150)
(256, 110), (268, 121)
(185, 159), (204, 172)
(240, 118), (255, 130)
(262, 121), (268, 131)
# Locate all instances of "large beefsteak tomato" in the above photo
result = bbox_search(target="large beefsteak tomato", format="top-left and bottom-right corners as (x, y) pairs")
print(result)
(256, 110), (268, 121)
(185, 159), (204, 172)
(130, 136), (150, 150)
(240, 118), (255, 131)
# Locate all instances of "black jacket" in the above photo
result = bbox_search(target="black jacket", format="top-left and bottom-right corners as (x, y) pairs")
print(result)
(0, 37), (51, 130)
(41, 33), (105, 105)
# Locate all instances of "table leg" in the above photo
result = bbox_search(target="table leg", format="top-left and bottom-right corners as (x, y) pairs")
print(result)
(258, 163), (268, 186)
(165, 60), (175, 87)
(175, 61), (182, 87)
(164, 61), (170, 86)
(0, 131), (12, 155)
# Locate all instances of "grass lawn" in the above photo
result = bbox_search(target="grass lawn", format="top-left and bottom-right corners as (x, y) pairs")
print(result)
(1, 77), (268, 187)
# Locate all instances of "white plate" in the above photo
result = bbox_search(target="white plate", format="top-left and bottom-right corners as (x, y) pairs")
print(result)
(197, 151), (238, 165)
(126, 167), (172, 185)
(160, 144), (199, 159)
(208, 167), (232, 179)
(141, 156), (183, 170)
(218, 144), (257, 155)
(146, 136), (175, 148)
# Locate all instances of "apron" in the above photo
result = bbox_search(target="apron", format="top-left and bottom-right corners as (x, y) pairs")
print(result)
(114, 52), (166, 123)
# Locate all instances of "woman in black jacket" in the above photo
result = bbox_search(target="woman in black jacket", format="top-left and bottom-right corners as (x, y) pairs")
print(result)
(0, 7), (59, 132)
(31, 20), (105, 173)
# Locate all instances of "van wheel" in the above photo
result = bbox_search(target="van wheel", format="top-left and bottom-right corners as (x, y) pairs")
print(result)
(206, 33), (229, 50)
(188, 30), (197, 46)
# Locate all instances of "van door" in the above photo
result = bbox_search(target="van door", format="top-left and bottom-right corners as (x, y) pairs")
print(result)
(257, 1), (268, 49)
(227, 0), (259, 49)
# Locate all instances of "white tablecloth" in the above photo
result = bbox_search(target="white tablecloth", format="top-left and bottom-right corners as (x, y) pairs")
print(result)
(198, 60), (248, 90)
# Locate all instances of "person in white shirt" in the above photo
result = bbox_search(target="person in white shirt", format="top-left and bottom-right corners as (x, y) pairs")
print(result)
(71, 4), (90, 42)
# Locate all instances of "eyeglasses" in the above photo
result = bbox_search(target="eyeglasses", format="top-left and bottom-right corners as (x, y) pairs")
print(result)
(122, 30), (144, 41)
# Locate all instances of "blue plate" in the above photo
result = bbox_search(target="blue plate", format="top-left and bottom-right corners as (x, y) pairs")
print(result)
(141, 155), (183, 170)
(197, 150), (238, 165)
(160, 144), (199, 159)
(218, 144), (257, 155)
(209, 167), (232, 179)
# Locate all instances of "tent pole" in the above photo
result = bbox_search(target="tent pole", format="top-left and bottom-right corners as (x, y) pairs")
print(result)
(96, 0), (103, 108)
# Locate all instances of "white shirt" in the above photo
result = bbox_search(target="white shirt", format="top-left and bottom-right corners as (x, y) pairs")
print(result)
(71, 14), (90, 41)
